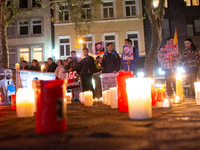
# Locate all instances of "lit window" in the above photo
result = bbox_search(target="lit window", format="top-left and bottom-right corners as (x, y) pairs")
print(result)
(60, 38), (70, 56)
(7, 22), (15, 37)
(83, 36), (93, 54)
(32, 19), (42, 35)
(59, 6), (70, 21)
(103, 2), (114, 19)
(20, 48), (29, 62)
(125, 0), (136, 17)
(184, 0), (199, 6)
(82, 4), (91, 20)
(127, 32), (139, 48)
(33, 47), (43, 61)
(104, 35), (116, 51)
(19, 21), (29, 36)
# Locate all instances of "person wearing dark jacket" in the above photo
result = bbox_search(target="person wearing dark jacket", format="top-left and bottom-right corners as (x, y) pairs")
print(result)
(29, 59), (41, 71)
(20, 60), (30, 70)
(47, 57), (57, 72)
(78, 48), (100, 98)
(101, 43), (121, 73)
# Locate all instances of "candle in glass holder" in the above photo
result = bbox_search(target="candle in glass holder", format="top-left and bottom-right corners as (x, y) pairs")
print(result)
(156, 87), (166, 102)
(65, 92), (71, 104)
(126, 78), (152, 120)
(79, 92), (84, 103)
(106, 90), (110, 105)
(11, 94), (16, 110)
(16, 88), (35, 117)
(176, 74), (184, 101)
(151, 86), (156, 105)
(194, 82), (200, 105)
(41, 65), (45, 72)
(110, 87), (118, 108)
(84, 91), (93, 106)
(15, 63), (20, 70)
(102, 91), (107, 104)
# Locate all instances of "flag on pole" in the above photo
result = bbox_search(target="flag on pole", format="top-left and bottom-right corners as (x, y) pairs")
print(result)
(174, 27), (178, 50)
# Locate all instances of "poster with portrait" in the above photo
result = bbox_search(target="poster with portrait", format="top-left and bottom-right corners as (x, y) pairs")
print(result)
(101, 73), (117, 91)
(162, 44), (178, 60)
(123, 45), (134, 60)
(95, 41), (105, 55)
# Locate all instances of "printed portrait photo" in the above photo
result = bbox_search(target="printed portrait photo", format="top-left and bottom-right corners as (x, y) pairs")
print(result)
(123, 45), (134, 60)
(95, 42), (105, 55)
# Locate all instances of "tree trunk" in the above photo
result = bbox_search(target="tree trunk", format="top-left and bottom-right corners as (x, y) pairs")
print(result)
(0, 0), (9, 69)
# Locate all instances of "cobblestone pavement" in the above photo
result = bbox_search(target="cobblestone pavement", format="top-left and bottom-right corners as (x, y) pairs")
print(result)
(0, 98), (199, 150)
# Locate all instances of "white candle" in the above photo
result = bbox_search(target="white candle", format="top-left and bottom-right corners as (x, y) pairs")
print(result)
(110, 87), (118, 108)
(102, 91), (107, 104)
(194, 82), (200, 105)
(15, 63), (20, 70)
(93, 98), (98, 102)
(79, 92), (84, 103)
(126, 78), (152, 120)
(84, 91), (93, 106)
(16, 88), (35, 117)
(106, 90), (110, 105)
(41, 65), (45, 72)
(65, 92), (71, 104)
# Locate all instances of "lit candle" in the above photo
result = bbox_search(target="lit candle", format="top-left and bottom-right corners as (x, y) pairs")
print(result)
(65, 92), (71, 104)
(176, 74), (184, 101)
(151, 86), (156, 105)
(102, 91), (107, 104)
(32, 80), (39, 112)
(126, 78), (152, 120)
(16, 88), (35, 117)
(79, 92), (84, 103)
(110, 87), (118, 108)
(84, 91), (93, 106)
(174, 95), (181, 104)
(41, 65), (45, 72)
(194, 82), (200, 105)
(93, 98), (98, 102)
(156, 87), (166, 102)
(15, 63), (20, 70)
(11, 94), (16, 110)
(106, 90), (110, 105)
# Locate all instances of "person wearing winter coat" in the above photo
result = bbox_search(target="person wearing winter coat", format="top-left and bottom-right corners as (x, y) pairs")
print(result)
(55, 59), (65, 79)
(29, 59), (40, 71)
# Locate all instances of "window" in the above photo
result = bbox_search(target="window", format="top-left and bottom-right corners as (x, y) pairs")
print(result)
(82, 4), (91, 20)
(33, 47), (43, 61)
(125, 0), (136, 17)
(103, 2), (114, 19)
(60, 38), (70, 57)
(19, 0), (28, 8)
(19, 20), (29, 36)
(186, 17), (200, 35)
(127, 32), (139, 48)
(83, 36), (93, 54)
(7, 22), (15, 37)
(59, 6), (70, 21)
(163, 19), (170, 38)
(20, 48), (29, 62)
(0, 48), (16, 67)
(104, 35), (116, 51)
(32, 19), (42, 35)
(184, 0), (199, 6)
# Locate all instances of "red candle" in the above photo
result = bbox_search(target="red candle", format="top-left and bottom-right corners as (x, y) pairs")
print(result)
(151, 86), (156, 105)
(117, 71), (134, 113)
(36, 80), (67, 134)
(11, 94), (16, 110)
(156, 87), (166, 102)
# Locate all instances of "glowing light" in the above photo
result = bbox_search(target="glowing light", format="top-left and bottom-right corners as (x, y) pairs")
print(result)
(78, 39), (83, 44)
(153, 0), (159, 7)
(177, 67), (185, 73)
(158, 68), (165, 75)
(137, 71), (144, 78)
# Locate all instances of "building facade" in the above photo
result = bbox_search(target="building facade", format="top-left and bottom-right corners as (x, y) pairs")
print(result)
(0, 0), (53, 68)
(54, 0), (146, 65)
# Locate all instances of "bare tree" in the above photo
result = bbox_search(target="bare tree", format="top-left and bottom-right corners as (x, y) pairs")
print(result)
(144, 0), (165, 77)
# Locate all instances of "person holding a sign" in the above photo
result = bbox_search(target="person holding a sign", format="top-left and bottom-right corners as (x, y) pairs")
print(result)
(101, 43), (121, 73)
(158, 37), (180, 98)
(121, 39), (139, 74)
(181, 38), (200, 97)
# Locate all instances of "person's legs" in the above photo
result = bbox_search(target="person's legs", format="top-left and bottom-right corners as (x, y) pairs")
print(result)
(164, 69), (174, 97)
(81, 74), (95, 98)
(187, 67), (199, 97)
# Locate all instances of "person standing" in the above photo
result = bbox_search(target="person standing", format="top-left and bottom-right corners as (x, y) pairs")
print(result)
(55, 60), (65, 79)
(121, 39), (139, 74)
(20, 60), (30, 70)
(78, 48), (98, 97)
(101, 43), (121, 73)
(158, 37), (180, 98)
(47, 57), (57, 72)
(181, 38), (200, 97)
(29, 59), (41, 71)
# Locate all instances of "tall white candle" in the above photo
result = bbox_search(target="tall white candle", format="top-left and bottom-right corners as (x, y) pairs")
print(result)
(102, 91), (107, 104)
(84, 91), (93, 106)
(126, 78), (152, 120)
(194, 82), (200, 105)
(16, 88), (35, 117)
(110, 87), (118, 108)
(106, 90), (110, 105)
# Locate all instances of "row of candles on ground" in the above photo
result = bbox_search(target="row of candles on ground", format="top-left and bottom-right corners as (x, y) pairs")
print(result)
(15, 63), (45, 71)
